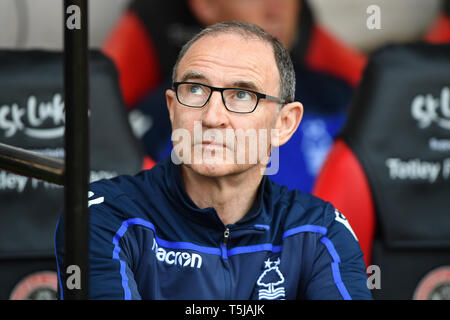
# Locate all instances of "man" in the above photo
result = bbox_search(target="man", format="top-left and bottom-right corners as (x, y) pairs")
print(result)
(424, 0), (450, 44)
(55, 22), (372, 300)
(104, 0), (364, 193)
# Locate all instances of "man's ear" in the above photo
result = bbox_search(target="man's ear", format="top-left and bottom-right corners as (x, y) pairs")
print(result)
(166, 89), (176, 125)
(272, 101), (303, 147)
(187, 0), (220, 26)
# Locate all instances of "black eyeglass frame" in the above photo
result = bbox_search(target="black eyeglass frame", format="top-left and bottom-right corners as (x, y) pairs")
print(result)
(172, 81), (287, 114)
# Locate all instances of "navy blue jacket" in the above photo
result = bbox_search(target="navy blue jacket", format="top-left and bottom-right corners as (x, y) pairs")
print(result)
(55, 157), (372, 300)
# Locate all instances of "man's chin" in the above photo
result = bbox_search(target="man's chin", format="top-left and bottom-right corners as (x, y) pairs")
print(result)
(184, 161), (251, 178)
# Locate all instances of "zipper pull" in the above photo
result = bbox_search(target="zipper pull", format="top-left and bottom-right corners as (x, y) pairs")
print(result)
(223, 227), (230, 246)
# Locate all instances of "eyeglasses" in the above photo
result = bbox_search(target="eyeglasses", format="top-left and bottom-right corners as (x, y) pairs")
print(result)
(172, 81), (286, 114)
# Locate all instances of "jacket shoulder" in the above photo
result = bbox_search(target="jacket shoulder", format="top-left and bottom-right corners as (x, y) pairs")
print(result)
(270, 181), (337, 230)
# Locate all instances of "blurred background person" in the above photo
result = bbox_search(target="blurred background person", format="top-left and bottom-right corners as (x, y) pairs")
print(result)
(0, 0), (447, 300)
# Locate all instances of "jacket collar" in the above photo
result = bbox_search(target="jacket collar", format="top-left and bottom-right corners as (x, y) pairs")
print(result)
(162, 156), (272, 231)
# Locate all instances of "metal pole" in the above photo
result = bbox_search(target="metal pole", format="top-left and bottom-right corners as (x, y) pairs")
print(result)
(63, 0), (89, 300)
(0, 142), (64, 185)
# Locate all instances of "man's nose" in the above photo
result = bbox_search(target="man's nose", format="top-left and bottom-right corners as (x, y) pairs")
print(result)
(200, 91), (230, 128)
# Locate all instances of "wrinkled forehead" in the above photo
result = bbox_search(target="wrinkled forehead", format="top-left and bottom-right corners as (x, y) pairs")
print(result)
(177, 32), (280, 92)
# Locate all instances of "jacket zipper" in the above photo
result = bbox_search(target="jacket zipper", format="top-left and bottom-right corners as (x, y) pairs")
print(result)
(220, 226), (267, 298)
(221, 227), (231, 299)
(223, 227), (230, 247)
(221, 227), (230, 259)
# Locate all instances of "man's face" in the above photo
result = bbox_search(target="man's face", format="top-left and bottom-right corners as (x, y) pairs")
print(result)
(166, 32), (282, 178)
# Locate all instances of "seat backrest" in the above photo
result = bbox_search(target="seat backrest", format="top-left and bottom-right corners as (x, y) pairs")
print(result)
(313, 43), (450, 299)
(424, 1), (450, 44)
(0, 50), (147, 299)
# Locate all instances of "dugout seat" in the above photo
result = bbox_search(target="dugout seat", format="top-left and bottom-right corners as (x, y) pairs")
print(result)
(313, 43), (450, 300)
(0, 50), (155, 300)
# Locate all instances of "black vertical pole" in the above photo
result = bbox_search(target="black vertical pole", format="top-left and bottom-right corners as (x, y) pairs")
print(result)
(63, 0), (89, 300)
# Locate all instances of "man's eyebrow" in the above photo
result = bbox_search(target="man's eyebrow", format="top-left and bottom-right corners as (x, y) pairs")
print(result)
(230, 80), (260, 92)
(179, 71), (207, 83)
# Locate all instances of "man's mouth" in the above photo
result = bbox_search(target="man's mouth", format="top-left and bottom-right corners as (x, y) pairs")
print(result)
(201, 141), (226, 148)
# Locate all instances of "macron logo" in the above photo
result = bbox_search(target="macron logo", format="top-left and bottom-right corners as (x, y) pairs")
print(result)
(88, 191), (104, 207)
(151, 238), (202, 269)
(334, 209), (358, 242)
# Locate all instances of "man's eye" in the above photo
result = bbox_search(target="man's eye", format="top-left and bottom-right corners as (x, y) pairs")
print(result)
(189, 85), (204, 95)
(235, 90), (251, 100)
